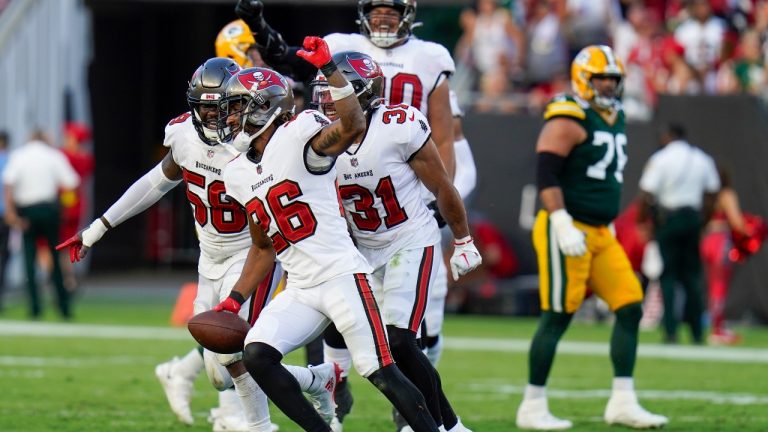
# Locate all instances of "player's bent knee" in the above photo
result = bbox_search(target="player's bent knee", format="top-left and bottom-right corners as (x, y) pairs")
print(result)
(203, 349), (234, 391)
(243, 342), (283, 377)
(386, 326), (417, 354)
(615, 302), (642, 324)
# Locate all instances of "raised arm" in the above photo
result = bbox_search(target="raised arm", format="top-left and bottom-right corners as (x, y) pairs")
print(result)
(296, 37), (365, 157)
(235, 0), (318, 81)
(56, 151), (182, 262)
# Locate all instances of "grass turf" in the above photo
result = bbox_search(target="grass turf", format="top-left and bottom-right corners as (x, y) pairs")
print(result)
(1, 295), (767, 431)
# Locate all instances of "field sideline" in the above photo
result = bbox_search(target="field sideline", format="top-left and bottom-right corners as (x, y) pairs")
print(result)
(1, 294), (767, 431)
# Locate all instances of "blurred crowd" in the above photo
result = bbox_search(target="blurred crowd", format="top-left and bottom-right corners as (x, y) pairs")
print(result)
(455, 0), (768, 119)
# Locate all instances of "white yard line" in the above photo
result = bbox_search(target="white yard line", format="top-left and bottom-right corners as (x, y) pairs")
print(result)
(468, 383), (768, 405)
(2, 320), (768, 363)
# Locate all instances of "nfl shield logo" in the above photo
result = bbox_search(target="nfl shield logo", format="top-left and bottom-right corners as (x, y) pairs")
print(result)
(257, 165), (263, 174)
(351, 158), (358, 167)
(207, 149), (215, 159)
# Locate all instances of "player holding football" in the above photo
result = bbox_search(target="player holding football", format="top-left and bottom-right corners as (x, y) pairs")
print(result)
(309, 52), (479, 432)
(515, 45), (668, 430)
(57, 57), (338, 432)
(215, 37), (441, 432)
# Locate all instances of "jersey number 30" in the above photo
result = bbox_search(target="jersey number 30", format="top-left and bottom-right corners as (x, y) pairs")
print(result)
(586, 131), (628, 183)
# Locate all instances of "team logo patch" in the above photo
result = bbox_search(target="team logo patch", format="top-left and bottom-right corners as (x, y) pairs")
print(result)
(418, 119), (428, 133)
(237, 69), (287, 93)
(257, 164), (263, 174)
(351, 157), (359, 167)
(313, 113), (330, 126)
(347, 57), (383, 79)
(207, 149), (215, 159)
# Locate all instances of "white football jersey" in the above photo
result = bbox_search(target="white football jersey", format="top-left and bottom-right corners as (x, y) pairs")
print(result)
(337, 104), (440, 263)
(324, 33), (455, 116)
(163, 113), (251, 279)
(223, 110), (372, 289)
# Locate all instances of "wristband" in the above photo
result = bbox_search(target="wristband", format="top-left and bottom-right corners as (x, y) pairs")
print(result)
(454, 236), (473, 246)
(320, 61), (338, 78)
(330, 82), (355, 101)
(228, 291), (246, 305)
(82, 219), (109, 247)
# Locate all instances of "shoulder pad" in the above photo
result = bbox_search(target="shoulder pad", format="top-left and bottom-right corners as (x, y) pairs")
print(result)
(543, 94), (586, 121)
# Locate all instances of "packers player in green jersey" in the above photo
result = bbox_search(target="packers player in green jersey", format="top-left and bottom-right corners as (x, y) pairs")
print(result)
(515, 45), (668, 430)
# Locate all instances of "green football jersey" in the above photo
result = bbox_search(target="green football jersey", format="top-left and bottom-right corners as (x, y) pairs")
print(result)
(543, 94), (627, 226)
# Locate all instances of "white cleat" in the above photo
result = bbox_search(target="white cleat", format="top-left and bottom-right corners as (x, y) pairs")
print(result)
(307, 362), (340, 424)
(155, 357), (194, 425)
(210, 412), (279, 432)
(330, 416), (343, 432)
(447, 418), (473, 432)
(516, 398), (573, 430)
(604, 392), (668, 429)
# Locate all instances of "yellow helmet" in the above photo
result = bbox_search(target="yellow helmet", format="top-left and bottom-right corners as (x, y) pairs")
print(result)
(571, 45), (625, 108)
(215, 20), (256, 68)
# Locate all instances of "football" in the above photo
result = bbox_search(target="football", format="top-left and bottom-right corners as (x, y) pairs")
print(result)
(187, 310), (251, 354)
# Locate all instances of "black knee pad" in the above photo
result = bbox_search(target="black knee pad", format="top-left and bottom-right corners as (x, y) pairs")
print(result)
(324, 323), (347, 349)
(387, 326), (417, 354)
(243, 342), (283, 377)
(615, 302), (643, 325)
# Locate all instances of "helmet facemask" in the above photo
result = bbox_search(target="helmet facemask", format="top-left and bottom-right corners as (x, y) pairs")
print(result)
(191, 102), (221, 143)
(357, 1), (418, 48)
(310, 75), (338, 121)
(589, 73), (624, 109)
(217, 67), (295, 152)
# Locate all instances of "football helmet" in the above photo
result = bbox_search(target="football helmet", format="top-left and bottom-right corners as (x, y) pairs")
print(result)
(357, 0), (418, 48)
(571, 45), (625, 109)
(215, 19), (256, 68)
(218, 67), (295, 151)
(187, 57), (242, 145)
(309, 51), (384, 120)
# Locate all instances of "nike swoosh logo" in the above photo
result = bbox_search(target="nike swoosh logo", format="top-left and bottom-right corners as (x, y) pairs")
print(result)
(409, 112), (415, 121)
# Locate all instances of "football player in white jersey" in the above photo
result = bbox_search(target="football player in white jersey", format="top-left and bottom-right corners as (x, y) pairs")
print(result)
(233, 0), (455, 178)
(233, 0), (458, 420)
(214, 37), (440, 432)
(309, 52), (480, 432)
(56, 57), (338, 432)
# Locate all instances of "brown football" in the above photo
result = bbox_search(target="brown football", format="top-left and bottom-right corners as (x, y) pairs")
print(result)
(188, 310), (251, 354)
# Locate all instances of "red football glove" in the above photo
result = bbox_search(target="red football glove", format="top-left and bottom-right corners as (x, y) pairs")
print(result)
(296, 36), (332, 69)
(213, 297), (242, 314)
(56, 234), (85, 263)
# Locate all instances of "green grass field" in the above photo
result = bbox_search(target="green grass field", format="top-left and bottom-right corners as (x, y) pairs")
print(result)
(1, 293), (767, 432)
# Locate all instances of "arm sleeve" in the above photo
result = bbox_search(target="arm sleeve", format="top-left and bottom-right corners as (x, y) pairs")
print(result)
(102, 162), (181, 227)
(638, 158), (661, 194)
(404, 107), (432, 161)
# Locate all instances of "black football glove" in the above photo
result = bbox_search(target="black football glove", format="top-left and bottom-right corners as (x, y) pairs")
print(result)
(427, 200), (447, 228)
(235, 0), (265, 29)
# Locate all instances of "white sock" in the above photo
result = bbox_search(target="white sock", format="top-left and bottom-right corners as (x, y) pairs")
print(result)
(612, 377), (635, 393)
(218, 388), (240, 417)
(426, 334), (443, 367)
(323, 344), (353, 379)
(283, 364), (314, 392)
(233, 373), (273, 432)
(175, 348), (204, 379)
(524, 384), (546, 401)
